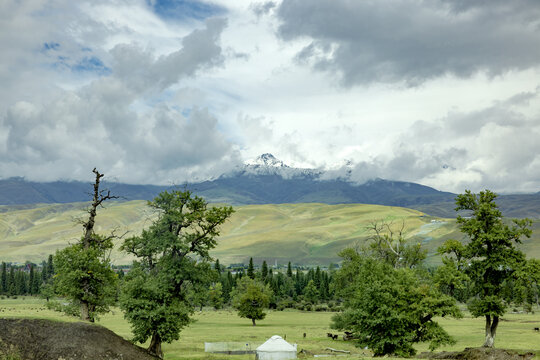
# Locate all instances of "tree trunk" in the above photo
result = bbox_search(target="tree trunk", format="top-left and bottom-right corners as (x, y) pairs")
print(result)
(80, 301), (91, 322)
(483, 315), (499, 347)
(252, 318), (256, 326)
(83, 168), (103, 248)
(148, 332), (163, 359)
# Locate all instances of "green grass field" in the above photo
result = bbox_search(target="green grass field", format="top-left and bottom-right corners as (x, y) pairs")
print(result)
(1, 297), (539, 359)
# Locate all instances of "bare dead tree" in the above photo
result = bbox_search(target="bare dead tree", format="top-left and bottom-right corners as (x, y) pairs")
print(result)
(365, 219), (424, 268)
(82, 168), (119, 249)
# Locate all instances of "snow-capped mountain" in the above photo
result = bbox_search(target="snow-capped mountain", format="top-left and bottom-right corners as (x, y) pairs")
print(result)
(244, 153), (288, 168)
(2, 155), (538, 218)
(225, 153), (321, 179)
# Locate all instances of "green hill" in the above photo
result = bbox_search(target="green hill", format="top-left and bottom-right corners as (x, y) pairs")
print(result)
(1, 201), (538, 265)
(0, 201), (155, 264)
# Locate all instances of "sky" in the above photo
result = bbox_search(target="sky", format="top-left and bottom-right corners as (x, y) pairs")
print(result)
(1, 0), (539, 193)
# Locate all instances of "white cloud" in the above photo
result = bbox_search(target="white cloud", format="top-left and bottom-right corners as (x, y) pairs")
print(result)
(0, 4), (239, 184)
(1, 0), (539, 194)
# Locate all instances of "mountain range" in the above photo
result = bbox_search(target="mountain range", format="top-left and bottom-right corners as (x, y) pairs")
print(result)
(1, 154), (539, 219)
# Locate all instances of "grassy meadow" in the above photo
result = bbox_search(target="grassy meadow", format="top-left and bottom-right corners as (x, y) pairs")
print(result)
(1, 296), (539, 359)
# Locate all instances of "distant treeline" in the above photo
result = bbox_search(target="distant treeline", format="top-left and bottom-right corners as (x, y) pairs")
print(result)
(213, 259), (338, 311)
(0, 255), (340, 311)
(2, 254), (538, 313)
(0, 256), (54, 296)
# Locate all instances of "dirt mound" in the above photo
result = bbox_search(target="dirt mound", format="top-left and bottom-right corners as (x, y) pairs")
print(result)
(0, 318), (158, 360)
(418, 347), (537, 360)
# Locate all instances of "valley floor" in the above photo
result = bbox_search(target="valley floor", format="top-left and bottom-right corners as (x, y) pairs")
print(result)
(1, 297), (540, 359)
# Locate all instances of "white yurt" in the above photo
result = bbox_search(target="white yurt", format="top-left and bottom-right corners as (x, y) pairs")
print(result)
(256, 335), (297, 360)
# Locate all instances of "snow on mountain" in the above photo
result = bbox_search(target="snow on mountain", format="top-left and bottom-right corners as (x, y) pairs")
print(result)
(222, 153), (321, 179)
(244, 153), (288, 168)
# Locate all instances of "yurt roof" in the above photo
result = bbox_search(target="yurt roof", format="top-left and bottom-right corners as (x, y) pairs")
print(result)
(256, 335), (296, 352)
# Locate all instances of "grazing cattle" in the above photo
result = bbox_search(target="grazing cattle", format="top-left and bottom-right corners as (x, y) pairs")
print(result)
(327, 333), (333, 338)
(534, 327), (539, 332)
(303, 333), (306, 338)
(332, 334), (338, 340)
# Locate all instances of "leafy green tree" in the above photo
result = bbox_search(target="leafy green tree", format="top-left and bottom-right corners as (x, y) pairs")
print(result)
(40, 255), (55, 301)
(303, 279), (319, 304)
(117, 269), (125, 280)
(332, 248), (460, 357)
(433, 258), (469, 301)
(208, 282), (224, 309)
(15, 269), (27, 295)
(40, 280), (55, 302)
(247, 257), (255, 279)
(294, 268), (304, 295)
(1, 262), (6, 294)
(29, 265), (41, 295)
(188, 262), (216, 311)
(220, 271), (234, 303)
(287, 261), (293, 277)
(320, 271), (330, 300)
(120, 190), (234, 359)
(281, 275), (295, 298)
(434, 240), (469, 301)
(261, 260), (268, 282)
(47, 255), (54, 279)
(54, 235), (117, 319)
(231, 277), (272, 326)
(53, 169), (118, 322)
(441, 190), (532, 347)
(8, 267), (15, 296)
(512, 259), (540, 312)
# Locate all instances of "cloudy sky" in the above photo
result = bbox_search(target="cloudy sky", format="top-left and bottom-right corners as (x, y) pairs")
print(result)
(1, 0), (539, 193)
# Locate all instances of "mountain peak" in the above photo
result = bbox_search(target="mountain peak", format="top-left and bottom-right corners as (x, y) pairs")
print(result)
(245, 153), (288, 168)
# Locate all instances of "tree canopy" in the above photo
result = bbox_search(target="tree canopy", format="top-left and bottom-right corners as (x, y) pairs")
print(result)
(331, 246), (460, 356)
(440, 189), (532, 348)
(231, 276), (272, 326)
(120, 190), (234, 358)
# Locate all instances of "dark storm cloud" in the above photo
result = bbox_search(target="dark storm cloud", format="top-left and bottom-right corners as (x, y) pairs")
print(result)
(277, 0), (540, 86)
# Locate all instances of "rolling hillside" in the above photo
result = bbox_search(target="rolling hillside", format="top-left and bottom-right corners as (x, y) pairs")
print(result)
(2, 176), (538, 220)
(2, 200), (539, 266)
(0, 201), (154, 264)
